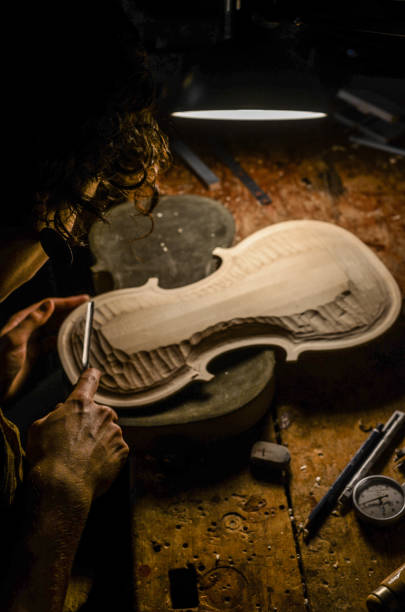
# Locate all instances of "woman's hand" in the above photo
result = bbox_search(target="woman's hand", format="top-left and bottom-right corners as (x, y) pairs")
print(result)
(0, 295), (89, 403)
(26, 368), (129, 503)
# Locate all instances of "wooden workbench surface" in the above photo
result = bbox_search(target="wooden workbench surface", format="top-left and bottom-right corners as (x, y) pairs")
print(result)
(130, 119), (405, 611)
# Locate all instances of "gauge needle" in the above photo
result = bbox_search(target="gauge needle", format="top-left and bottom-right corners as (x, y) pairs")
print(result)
(363, 494), (389, 505)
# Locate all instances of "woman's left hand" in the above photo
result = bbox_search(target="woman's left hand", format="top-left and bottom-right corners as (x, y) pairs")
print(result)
(0, 295), (89, 403)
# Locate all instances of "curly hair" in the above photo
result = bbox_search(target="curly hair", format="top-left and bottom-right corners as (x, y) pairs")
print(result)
(9, 0), (170, 242)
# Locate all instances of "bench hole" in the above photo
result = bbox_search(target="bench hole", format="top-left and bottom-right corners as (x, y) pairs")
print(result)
(169, 565), (199, 609)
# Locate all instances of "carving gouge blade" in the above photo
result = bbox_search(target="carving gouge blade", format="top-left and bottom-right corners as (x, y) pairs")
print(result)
(81, 300), (94, 371)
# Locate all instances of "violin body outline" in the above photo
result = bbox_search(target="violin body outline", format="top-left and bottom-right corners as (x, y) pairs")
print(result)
(58, 220), (401, 408)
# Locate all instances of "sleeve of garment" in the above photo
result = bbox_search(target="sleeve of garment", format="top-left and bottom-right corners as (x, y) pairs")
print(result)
(1, 407), (93, 612)
(0, 406), (24, 508)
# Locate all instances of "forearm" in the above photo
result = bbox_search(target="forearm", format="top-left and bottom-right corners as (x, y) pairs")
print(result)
(3, 465), (91, 612)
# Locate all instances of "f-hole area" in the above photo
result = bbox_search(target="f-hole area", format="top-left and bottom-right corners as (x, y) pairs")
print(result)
(168, 565), (199, 609)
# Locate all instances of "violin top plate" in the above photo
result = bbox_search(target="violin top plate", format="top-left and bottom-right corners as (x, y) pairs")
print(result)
(58, 220), (401, 408)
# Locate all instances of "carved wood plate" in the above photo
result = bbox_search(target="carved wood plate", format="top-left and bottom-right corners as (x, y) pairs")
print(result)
(58, 220), (402, 408)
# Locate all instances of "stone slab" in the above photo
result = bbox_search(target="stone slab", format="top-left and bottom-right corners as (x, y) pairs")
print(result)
(87, 194), (276, 440)
(89, 194), (235, 292)
(120, 348), (276, 447)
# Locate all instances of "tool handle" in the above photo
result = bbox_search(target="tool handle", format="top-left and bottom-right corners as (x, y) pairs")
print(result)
(305, 426), (383, 534)
(338, 411), (405, 508)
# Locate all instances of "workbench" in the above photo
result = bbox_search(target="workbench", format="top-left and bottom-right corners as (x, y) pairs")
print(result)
(122, 119), (405, 611)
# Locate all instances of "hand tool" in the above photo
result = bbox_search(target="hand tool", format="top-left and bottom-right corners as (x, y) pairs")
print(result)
(81, 300), (94, 371)
(171, 138), (220, 189)
(394, 447), (405, 474)
(304, 424), (384, 539)
(215, 143), (272, 205)
(338, 411), (405, 510)
(367, 562), (405, 611)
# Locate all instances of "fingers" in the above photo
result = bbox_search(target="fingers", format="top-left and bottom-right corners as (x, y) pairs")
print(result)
(109, 409), (119, 423)
(57, 294), (90, 305)
(109, 420), (129, 455)
(0, 298), (55, 338)
(117, 444), (130, 464)
(68, 368), (102, 401)
(0, 295), (89, 337)
(45, 295), (91, 333)
(120, 439), (130, 456)
(51, 295), (90, 312)
(0, 300), (45, 335)
(96, 403), (120, 428)
(19, 300), (55, 339)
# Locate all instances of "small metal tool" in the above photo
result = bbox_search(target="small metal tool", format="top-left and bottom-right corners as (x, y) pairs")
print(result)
(81, 300), (94, 371)
(338, 410), (405, 510)
(394, 447), (405, 474)
(215, 143), (272, 205)
(171, 138), (220, 189)
(367, 561), (405, 611)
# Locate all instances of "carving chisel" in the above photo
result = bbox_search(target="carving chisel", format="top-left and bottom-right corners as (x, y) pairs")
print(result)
(81, 299), (94, 371)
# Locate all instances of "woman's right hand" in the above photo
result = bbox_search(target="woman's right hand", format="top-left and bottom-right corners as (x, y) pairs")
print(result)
(25, 368), (129, 504)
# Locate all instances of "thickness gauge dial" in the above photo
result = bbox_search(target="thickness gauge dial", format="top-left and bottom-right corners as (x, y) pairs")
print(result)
(353, 475), (405, 526)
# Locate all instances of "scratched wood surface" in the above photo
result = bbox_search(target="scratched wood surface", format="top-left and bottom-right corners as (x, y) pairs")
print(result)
(132, 428), (305, 612)
(273, 310), (405, 612)
(161, 119), (405, 294)
(129, 118), (405, 612)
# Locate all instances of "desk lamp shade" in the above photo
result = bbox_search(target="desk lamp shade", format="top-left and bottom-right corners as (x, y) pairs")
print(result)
(172, 65), (328, 121)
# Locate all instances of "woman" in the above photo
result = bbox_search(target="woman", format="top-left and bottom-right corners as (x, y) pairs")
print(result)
(0, 1), (169, 609)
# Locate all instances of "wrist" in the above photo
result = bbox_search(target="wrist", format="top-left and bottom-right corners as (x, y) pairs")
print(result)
(4, 462), (92, 612)
(27, 461), (93, 516)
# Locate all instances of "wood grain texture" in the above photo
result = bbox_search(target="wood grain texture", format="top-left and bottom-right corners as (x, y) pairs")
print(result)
(162, 119), (405, 293)
(133, 445), (305, 612)
(58, 220), (400, 408)
(274, 311), (405, 612)
(128, 121), (405, 612)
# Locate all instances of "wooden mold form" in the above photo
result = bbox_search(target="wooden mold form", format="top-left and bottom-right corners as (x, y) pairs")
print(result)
(58, 220), (402, 408)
